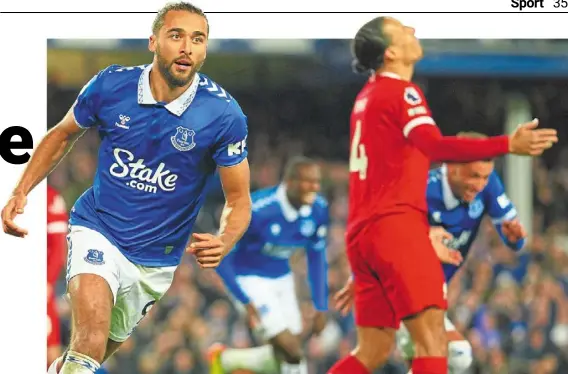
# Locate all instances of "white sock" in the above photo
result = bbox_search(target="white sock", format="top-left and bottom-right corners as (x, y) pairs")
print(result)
(299, 360), (308, 374)
(60, 350), (100, 374)
(220, 344), (279, 373)
(281, 361), (304, 374)
(47, 356), (62, 374)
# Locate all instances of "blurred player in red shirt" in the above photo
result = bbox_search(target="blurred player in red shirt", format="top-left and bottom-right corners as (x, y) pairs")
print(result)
(47, 185), (68, 369)
(328, 17), (558, 374)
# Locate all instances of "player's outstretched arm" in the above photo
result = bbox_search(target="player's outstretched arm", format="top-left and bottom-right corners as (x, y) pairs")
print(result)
(217, 159), (252, 251)
(2, 108), (85, 237)
(408, 119), (558, 162)
(189, 160), (252, 268)
(485, 173), (527, 251)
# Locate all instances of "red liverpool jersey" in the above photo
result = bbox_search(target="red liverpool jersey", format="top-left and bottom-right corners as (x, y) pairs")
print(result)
(47, 185), (68, 286)
(347, 73), (435, 241)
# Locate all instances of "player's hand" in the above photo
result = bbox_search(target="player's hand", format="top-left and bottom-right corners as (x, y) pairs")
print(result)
(429, 226), (463, 266)
(187, 233), (226, 268)
(1, 192), (28, 238)
(501, 220), (527, 243)
(312, 311), (327, 336)
(334, 278), (354, 316)
(509, 118), (558, 156)
(245, 303), (260, 329)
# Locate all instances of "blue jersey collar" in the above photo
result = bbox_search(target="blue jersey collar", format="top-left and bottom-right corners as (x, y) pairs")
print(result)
(276, 184), (312, 222)
(137, 64), (200, 117)
(440, 164), (460, 210)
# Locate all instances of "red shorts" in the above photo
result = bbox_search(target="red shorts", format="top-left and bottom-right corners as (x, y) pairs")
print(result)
(347, 211), (447, 329)
(47, 297), (61, 347)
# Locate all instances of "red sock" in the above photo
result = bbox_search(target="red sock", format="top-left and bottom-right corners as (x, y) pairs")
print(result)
(327, 355), (370, 374)
(411, 357), (448, 374)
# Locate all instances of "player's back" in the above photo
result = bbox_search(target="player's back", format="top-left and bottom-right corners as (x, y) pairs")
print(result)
(347, 74), (431, 242)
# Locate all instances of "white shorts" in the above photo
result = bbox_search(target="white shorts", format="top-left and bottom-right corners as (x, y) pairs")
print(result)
(66, 225), (176, 342)
(234, 273), (302, 340)
(396, 313), (456, 360)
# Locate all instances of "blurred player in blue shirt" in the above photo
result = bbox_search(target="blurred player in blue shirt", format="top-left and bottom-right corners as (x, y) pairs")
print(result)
(209, 157), (330, 374)
(335, 132), (527, 374)
(2, 3), (253, 374)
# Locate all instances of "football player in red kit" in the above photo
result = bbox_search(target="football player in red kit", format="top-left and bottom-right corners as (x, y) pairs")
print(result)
(47, 185), (68, 368)
(328, 16), (558, 374)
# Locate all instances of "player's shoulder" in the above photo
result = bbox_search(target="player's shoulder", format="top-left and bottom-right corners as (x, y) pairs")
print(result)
(313, 194), (329, 211)
(427, 167), (443, 189)
(196, 74), (246, 126)
(251, 186), (280, 213)
(197, 74), (240, 108)
(426, 167), (445, 203)
(87, 64), (144, 92)
(481, 170), (504, 195)
(372, 76), (426, 106)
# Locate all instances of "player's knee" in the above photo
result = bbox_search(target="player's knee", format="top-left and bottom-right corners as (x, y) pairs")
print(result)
(353, 342), (391, 369)
(448, 340), (473, 373)
(353, 328), (394, 370)
(273, 341), (303, 364)
(406, 308), (448, 357)
(271, 333), (303, 364)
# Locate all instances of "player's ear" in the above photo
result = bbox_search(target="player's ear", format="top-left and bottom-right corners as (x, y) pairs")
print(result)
(148, 35), (157, 53)
(384, 46), (396, 62)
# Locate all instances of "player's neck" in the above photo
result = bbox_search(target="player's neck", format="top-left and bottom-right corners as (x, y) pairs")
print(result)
(376, 63), (414, 82)
(149, 66), (195, 104)
(286, 192), (303, 210)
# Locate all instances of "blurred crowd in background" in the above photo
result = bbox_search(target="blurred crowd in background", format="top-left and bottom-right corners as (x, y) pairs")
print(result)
(47, 42), (568, 374)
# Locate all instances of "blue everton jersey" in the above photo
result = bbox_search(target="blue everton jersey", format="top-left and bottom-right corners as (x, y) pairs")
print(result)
(69, 64), (248, 267)
(427, 165), (525, 282)
(216, 185), (329, 311)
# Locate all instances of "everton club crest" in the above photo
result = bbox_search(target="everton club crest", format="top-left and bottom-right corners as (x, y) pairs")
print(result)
(171, 126), (196, 152)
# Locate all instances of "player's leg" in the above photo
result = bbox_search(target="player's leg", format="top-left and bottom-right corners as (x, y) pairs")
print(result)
(105, 261), (176, 350)
(397, 315), (472, 374)
(445, 317), (472, 374)
(270, 273), (308, 374)
(48, 338), (124, 374)
(327, 240), (398, 373)
(393, 215), (449, 374)
(211, 275), (301, 374)
(56, 226), (121, 374)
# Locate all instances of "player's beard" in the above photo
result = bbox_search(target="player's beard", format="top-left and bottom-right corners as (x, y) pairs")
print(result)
(156, 48), (204, 88)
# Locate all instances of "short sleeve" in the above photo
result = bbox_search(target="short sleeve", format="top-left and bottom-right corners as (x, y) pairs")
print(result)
(73, 69), (106, 129)
(212, 101), (249, 167)
(486, 172), (518, 223)
(398, 84), (436, 138)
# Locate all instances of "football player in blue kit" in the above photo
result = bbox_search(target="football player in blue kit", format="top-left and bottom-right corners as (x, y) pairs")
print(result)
(334, 132), (527, 374)
(208, 157), (329, 374)
(1, 3), (253, 374)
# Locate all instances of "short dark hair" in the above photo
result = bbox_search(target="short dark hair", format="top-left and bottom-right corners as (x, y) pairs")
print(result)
(283, 156), (318, 181)
(152, 2), (209, 36)
(351, 16), (390, 74)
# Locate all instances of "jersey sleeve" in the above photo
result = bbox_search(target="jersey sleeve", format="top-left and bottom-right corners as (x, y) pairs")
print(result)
(485, 172), (525, 251)
(305, 202), (330, 311)
(212, 101), (249, 167)
(73, 68), (108, 129)
(397, 84), (436, 138)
